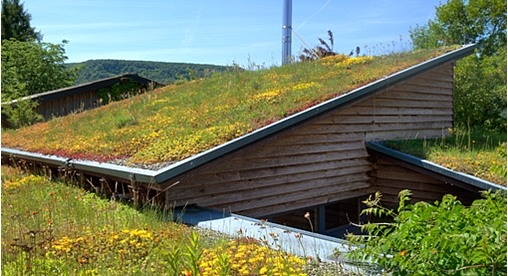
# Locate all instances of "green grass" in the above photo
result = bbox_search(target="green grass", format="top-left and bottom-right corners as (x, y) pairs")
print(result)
(384, 127), (507, 185)
(2, 46), (460, 165)
(1, 165), (353, 275)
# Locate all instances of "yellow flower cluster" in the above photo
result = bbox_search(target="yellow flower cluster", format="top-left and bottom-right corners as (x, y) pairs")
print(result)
(2, 175), (48, 193)
(51, 228), (160, 262)
(335, 56), (374, 67)
(292, 82), (321, 91)
(318, 54), (349, 66)
(121, 228), (153, 239)
(199, 240), (307, 276)
(52, 236), (82, 253)
(251, 89), (284, 101)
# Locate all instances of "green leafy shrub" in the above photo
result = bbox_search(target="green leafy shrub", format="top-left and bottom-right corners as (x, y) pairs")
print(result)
(97, 78), (143, 105)
(348, 190), (507, 275)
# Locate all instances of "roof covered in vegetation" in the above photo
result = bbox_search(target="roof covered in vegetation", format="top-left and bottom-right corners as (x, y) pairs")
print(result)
(2, 45), (475, 178)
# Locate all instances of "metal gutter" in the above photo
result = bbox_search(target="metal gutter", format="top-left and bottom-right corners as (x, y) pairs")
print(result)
(1, 148), (157, 183)
(1, 44), (477, 185)
(366, 141), (507, 191)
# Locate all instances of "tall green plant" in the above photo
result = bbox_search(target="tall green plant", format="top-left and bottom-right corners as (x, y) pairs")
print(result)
(454, 48), (507, 132)
(347, 190), (507, 275)
(1, 0), (42, 42)
(409, 0), (507, 132)
(97, 78), (143, 105)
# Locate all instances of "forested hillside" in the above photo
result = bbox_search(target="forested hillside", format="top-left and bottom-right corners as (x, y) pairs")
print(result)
(66, 60), (231, 85)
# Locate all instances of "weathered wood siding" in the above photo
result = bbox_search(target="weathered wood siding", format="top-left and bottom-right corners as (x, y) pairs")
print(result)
(161, 62), (456, 217)
(36, 90), (101, 119)
(370, 157), (479, 207)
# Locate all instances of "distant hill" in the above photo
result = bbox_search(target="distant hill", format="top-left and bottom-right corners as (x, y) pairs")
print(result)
(66, 60), (231, 85)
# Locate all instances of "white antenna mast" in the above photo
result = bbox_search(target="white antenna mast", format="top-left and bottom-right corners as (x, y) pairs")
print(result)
(282, 0), (292, 64)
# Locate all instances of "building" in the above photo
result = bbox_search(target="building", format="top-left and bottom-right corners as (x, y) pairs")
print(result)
(2, 44), (504, 236)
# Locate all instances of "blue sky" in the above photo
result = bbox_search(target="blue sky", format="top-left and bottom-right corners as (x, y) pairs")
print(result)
(23, 0), (443, 67)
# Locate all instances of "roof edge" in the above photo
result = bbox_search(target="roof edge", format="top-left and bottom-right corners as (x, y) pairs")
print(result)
(366, 141), (506, 191)
(1, 147), (157, 183)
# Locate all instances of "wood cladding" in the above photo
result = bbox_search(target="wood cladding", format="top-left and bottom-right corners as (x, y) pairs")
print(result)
(160, 62), (461, 218)
(37, 90), (101, 119)
(371, 157), (479, 207)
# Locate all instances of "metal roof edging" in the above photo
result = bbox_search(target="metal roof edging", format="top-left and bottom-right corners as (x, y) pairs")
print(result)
(153, 44), (477, 183)
(366, 141), (506, 191)
(1, 147), (157, 183)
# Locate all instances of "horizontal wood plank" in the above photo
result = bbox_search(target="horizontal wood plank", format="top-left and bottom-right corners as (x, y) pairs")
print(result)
(169, 163), (372, 201)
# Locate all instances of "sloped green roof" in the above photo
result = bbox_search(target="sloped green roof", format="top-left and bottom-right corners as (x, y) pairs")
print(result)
(1, 45), (476, 184)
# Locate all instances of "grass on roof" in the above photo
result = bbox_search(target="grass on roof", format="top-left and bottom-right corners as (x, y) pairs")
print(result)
(2, 46), (460, 165)
(384, 127), (507, 185)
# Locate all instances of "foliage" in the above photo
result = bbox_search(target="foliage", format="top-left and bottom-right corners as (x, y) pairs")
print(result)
(0, 95), (43, 129)
(66, 59), (231, 85)
(1, 0), (42, 42)
(1, 39), (79, 128)
(1, 165), (323, 275)
(454, 47), (507, 132)
(409, 0), (507, 131)
(97, 78), (144, 105)
(347, 189), (507, 275)
(384, 127), (507, 185)
(410, 0), (506, 56)
(1, 46), (459, 164)
(1, 39), (78, 96)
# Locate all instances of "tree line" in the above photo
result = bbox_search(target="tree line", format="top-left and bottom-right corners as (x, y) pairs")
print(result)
(67, 59), (230, 86)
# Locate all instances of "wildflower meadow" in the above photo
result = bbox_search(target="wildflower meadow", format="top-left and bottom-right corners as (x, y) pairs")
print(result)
(1, 164), (353, 275)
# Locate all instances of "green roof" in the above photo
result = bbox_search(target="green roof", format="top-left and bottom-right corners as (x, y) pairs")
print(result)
(1, 45), (477, 185)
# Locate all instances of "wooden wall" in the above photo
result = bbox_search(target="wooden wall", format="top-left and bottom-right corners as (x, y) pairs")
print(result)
(36, 90), (102, 120)
(370, 156), (480, 207)
(160, 62), (457, 218)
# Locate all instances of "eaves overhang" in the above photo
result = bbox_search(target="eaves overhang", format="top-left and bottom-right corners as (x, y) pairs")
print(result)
(367, 141), (506, 192)
(1, 44), (477, 185)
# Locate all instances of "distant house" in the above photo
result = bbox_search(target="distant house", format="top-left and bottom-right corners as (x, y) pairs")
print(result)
(2, 45), (505, 237)
(2, 74), (163, 125)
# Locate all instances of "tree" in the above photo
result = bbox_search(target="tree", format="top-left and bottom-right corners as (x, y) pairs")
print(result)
(1, 0), (42, 42)
(1, 39), (79, 128)
(409, 0), (507, 132)
(454, 47), (507, 131)
(410, 0), (506, 56)
(2, 39), (78, 96)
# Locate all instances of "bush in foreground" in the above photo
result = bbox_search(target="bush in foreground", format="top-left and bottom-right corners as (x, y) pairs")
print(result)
(347, 190), (507, 275)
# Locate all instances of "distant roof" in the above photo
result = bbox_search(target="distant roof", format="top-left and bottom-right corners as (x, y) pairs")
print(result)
(2, 74), (164, 105)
